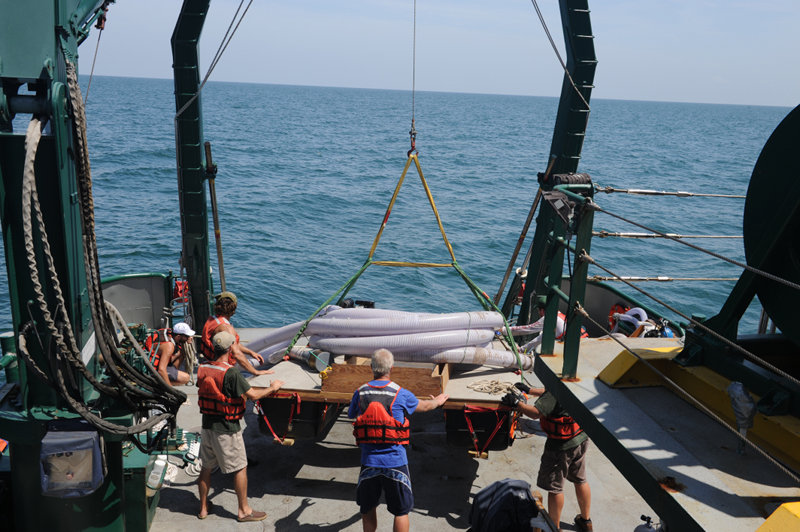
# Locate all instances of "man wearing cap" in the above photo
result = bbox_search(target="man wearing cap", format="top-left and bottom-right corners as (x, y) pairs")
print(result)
(201, 291), (272, 376)
(145, 321), (194, 386)
(197, 331), (284, 522)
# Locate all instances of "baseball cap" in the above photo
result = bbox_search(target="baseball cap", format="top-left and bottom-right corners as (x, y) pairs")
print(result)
(212, 331), (236, 354)
(172, 322), (196, 337)
(215, 291), (238, 306)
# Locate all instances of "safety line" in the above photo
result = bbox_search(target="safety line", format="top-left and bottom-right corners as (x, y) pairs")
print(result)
(593, 231), (742, 239)
(589, 275), (738, 282)
(594, 185), (745, 199)
(574, 303), (800, 485)
(580, 251), (800, 389)
(592, 203), (800, 293)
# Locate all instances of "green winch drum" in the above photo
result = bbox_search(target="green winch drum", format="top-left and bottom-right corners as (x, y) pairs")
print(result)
(743, 104), (800, 345)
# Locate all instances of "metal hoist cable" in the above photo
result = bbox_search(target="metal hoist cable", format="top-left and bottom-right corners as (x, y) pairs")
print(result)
(408, 0), (418, 156)
(84, 4), (108, 103)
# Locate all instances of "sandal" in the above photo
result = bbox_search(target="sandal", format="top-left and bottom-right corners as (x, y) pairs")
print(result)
(198, 501), (213, 520)
(237, 510), (267, 523)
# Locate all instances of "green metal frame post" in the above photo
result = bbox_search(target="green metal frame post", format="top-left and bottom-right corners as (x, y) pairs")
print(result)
(172, 0), (213, 329)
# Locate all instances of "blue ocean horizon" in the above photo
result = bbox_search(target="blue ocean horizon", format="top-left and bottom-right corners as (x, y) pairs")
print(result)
(1, 75), (792, 336)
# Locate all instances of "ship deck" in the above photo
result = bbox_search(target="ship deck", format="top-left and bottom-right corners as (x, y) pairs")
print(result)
(149, 330), (799, 531)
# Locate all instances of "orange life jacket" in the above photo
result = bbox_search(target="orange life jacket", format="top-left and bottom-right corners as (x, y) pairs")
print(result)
(555, 312), (589, 340)
(197, 360), (246, 421)
(201, 316), (239, 362)
(144, 328), (175, 367)
(352, 381), (410, 445)
(540, 414), (583, 441)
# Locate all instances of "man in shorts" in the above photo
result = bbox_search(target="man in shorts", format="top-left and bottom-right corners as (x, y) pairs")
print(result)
(505, 383), (593, 532)
(196, 331), (283, 522)
(348, 348), (448, 532)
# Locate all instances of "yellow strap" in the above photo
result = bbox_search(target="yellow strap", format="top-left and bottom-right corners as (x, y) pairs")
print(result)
(372, 261), (452, 268)
(367, 153), (456, 263)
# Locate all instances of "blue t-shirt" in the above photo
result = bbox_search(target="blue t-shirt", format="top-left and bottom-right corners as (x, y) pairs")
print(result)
(348, 380), (419, 468)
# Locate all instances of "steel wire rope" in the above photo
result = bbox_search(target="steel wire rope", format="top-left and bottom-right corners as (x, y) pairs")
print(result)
(411, 0), (417, 124)
(529, 0), (590, 111)
(578, 250), (800, 389)
(572, 302), (800, 484)
(175, 0), (253, 120)
(66, 61), (184, 404)
(84, 5), (107, 103)
(593, 231), (742, 239)
(591, 202), (800, 293)
(594, 185), (746, 199)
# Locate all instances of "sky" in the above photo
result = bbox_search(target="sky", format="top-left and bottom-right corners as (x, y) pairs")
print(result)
(80, 0), (800, 108)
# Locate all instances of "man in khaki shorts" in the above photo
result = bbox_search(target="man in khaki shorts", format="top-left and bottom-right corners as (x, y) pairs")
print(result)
(196, 331), (283, 522)
(504, 384), (593, 532)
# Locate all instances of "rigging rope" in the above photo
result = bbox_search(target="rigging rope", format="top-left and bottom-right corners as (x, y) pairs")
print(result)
(14, 59), (186, 436)
(594, 185), (745, 199)
(593, 231), (742, 239)
(579, 250), (800, 389)
(529, 0), (590, 111)
(408, 0), (418, 155)
(589, 275), (738, 282)
(573, 303), (800, 485)
(175, 0), (253, 119)
(591, 202), (800, 293)
(84, 6), (107, 104)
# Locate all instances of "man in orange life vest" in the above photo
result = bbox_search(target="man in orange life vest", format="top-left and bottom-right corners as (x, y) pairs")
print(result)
(145, 321), (194, 386)
(196, 331), (284, 522)
(201, 291), (272, 376)
(503, 385), (593, 532)
(348, 348), (448, 532)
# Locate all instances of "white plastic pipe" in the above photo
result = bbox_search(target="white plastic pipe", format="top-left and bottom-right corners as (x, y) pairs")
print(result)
(309, 328), (496, 355)
(306, 310), (504, 336)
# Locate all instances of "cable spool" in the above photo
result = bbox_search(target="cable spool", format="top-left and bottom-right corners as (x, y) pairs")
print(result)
(743, 104), (800, 345)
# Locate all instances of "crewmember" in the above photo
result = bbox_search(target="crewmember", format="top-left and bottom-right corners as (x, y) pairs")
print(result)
(503, 384), (593, 532)
(201, 291), (272, 376)
(145, 321), (194, 386)
(196, 331), (284, 522)
(348, 348), (448, 532)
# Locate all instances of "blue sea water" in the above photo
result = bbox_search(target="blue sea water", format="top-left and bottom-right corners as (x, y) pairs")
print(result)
(0, 76), (793, 335)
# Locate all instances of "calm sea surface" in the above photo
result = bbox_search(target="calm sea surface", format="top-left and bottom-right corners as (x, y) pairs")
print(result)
(1, 77), (792, 335)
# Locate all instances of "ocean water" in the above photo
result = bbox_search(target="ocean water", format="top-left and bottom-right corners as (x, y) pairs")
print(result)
(1, 76), (793, 335)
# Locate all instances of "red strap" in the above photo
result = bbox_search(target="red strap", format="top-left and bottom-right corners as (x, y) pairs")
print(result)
(256, 393), (300, 443)
(463, 404), (510, 454)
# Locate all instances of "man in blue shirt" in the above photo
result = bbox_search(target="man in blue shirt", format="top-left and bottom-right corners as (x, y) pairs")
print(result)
(348, 348), (448, 532)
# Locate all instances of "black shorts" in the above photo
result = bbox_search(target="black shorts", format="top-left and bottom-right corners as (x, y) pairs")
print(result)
(356, 465), (413, 516)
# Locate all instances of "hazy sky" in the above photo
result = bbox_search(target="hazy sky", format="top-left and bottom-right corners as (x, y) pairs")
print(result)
(81, 0), (799, 107)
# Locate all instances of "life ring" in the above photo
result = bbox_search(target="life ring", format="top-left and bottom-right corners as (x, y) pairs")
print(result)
(608, 303), (630, 330)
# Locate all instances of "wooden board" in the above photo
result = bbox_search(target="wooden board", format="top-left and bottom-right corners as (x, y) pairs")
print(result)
(321, 364), (444, 397)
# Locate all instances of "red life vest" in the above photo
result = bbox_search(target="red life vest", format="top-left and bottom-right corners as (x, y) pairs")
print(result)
(539, 414), (583, 440)
(555, 312), (589, 340)
(144, 328), (175, 367)
(201, 316), (239, 362)
(197, 360), (246, 421)
(352, 381), (410, 445)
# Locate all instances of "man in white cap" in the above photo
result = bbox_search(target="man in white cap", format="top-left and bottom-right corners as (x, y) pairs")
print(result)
(196, 330), (284, 522)
(144, 321), (195, 386)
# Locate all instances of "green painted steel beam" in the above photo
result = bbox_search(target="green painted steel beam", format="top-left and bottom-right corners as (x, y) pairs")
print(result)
(172, 0), (213, 330)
